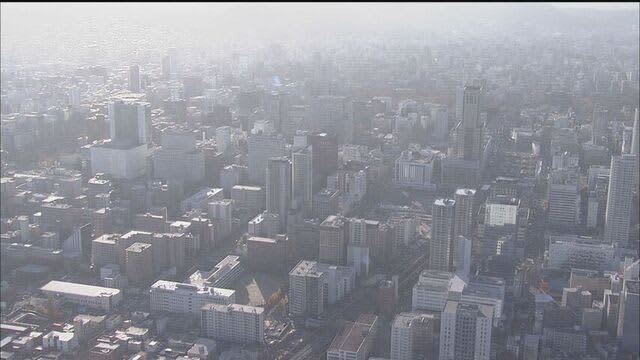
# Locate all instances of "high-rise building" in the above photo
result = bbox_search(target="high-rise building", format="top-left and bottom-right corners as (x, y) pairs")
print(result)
(266, 157), (291, 232)
(308, 132), (338, 189)
(319, 215), (347, 265)
(125, 242), (153, 286)
(547, 170), (581, 229)
(451, 85), (484, 161)
(430, 199), (456, 272)
(617, 280), (639, 354)
(390, 312), (436, 360)
(247, 132), (286, 185)
(292, 145), (313, 215)
(592, 104), (608, 146)
(631, 108), (639, 155)
(128, 64), (141, 93)
(288, 260), (325, 317)
(309, 96), (353, 143)
(108, 97), (149, 148)
(604, 154), (639, 248)
(216, 126), (232, 153)
(209, 199), (233, 240)
(201, 303), (264, 345)
(439, 301), (493, 360)
(454, 188), (476, 240)
(153, 126), (205, 186)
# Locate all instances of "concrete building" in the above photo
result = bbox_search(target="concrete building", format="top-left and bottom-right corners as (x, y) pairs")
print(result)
(454, 189), (476, 240)
(246, 235), (288, 272)
(42, 331), (78, 353)
(393, 148), (442, 190)
(439, 301), (493, 360)
(561, 287), (592, 309)
(201, 303), (264, 345)
(40, 280), (122, 312)
(292, 145), (313, 214)
(209, 199), (233, 240)
(231, 185), (265, 212)
(319, 215), (347, 265)
(149, 280), (235, 316)
(326, 314), (378, 360)
(189, 255), (242, 288)
(412, 270), (465, 312)
(390, 312), (436, 360)
(547, 235), (614, 271)
(266, 157), (291, 231)
(542, 327), (586, 355)
(605, 154), (639, 248)
(430, 199), (456, 272)
(617, 279), (639, 353)
(288, 260), (325, 318)
(125, 242), (154, 286)
(313, 188), (340, 220)
(247, 132), (286, 185)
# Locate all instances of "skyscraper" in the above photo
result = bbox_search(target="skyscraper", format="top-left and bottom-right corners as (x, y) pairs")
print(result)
(430, 199), (456, 272)
(617, 280), (639, 354)
(592, 104), (608, 146)
(288, 260), (325, 317)
(454, 188), (476, 240)
(128, 64), (141, 93)
(631, 108), (639, 156)
(266, 157), (292, 231)
(319, 215), (347, 265)
(308, 132), (338, 189)
(247, 131), (286, 185)
(439, 301), (493, 360)
(451, 85), (484, 161)
(604, 154), (639, 248)
(107, 97), (149, 148)
(292, 145), (313, 215)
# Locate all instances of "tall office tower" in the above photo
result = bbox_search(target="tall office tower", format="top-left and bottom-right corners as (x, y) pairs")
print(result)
(430, 105), (449, 140)
(125, 242), (153, 286)
(455, 236), (472, 280)
(161, 55), (172, 79)
(292, 145), (313, 215)
(455, 85), (464, 122)
(592, 104), (609, 146)
(128, 65), (141, 93)
(631, 108), (639, 155)
(439, 301), (493, 360)
(153, 127), (205, 186)
(308, 132), (339, 189)
(430, 199), (456, 272)
(390, 313), (436, 360)
(263, 91), (291, 133)
(319, 215), (347, 265)
(604, 154), (639, 248)
(247, 132), (286, 185)
(215, 126), (232, 153)
(617, 280), (639, 354)
(108, 98), (149, 148)
(209, 199), (233, 240)
(309, 96), (353, 143)
(266, 157), (292, 232)
(451, 85), (484, 161)
(201, 303), (264, 345)
(454, 188), (476, 240)
(289, 260), (326, 317)
(547, 170), (581, 229)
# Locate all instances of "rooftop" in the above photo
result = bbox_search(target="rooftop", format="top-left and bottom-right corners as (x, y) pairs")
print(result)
(150, 280), (235, 298)
(328, 314), (378, 353)
(202, 303), (264, 314)
(40, 280), (120, 298)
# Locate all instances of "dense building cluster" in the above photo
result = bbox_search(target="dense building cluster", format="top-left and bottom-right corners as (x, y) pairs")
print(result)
(1, 3), (639, 360)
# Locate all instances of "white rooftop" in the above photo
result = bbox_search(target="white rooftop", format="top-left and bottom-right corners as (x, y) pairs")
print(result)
(41, 280), (120, 298)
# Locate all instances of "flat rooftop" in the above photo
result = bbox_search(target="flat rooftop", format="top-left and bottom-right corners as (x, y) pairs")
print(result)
(202, 303), (264, 315)
(150, 280), (235, 297)
(328, 314), (378, 353)
(41, 280), (120, 298)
